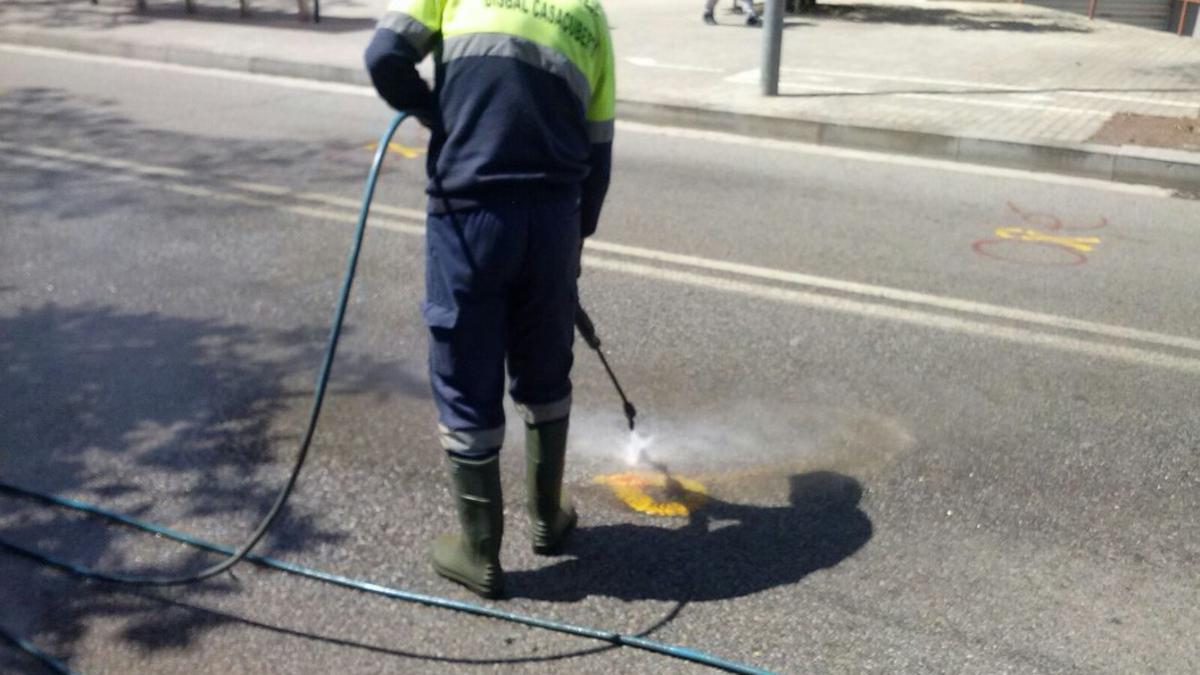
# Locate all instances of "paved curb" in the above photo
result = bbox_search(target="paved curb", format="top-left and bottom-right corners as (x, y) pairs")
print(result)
(617, 101), (1200, 195)
(5, 26), (1199, 195)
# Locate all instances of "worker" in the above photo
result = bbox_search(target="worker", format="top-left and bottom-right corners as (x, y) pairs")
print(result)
(364, 0), (615, 598)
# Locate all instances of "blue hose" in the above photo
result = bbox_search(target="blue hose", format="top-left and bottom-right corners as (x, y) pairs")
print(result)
(0, 112), (774, 675)
(0, 482), (771, 674)
(0, 624), (78, 675)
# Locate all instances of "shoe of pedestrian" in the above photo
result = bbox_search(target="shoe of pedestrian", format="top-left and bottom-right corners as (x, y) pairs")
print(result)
(746, 13), (762, 25)
(703, 11), (717, 24)
(430, 452), (505, 598)
(525, 417), (577, 555)
(731, 3), (744, 13)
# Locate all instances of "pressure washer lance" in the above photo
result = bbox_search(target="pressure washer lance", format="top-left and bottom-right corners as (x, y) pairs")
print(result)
(575, 306), (660, 467)
(576, 307), (691, 497)
(574, 304), (637, 430)
(573, 306), (687, 500)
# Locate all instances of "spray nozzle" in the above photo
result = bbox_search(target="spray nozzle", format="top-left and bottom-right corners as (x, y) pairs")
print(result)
(623, 401), (637, 431)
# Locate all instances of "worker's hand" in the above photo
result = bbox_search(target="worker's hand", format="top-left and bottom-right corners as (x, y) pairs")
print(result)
(409, 108), (437, 131)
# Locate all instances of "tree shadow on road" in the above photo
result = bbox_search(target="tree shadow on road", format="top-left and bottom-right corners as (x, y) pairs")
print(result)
(509, 471), (873, 602)
(0, 87), (426, 222)
(0, 302), (417, 668)
(0, 79), (435, 671)
(95, 589), (688, 668)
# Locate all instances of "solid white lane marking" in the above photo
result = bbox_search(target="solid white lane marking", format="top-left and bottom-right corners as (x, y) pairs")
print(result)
(0, 43), (1179, 198)
(8, 142), (1200, 375)
(6, 140), (1196, 357)
(615, 121), (1176, 198)
(0, 44), (377, 97)
(0, 141), (190, 177)
(586, 240), (1200, 354)
(584, 255), (1200, 375)
(1, 152), (99, 175)
(231, 180), (426, 220)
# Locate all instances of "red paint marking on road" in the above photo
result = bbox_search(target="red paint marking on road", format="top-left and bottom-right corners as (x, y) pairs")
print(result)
(973, 202), (1113, 266)
(972, 238), (1089, 266)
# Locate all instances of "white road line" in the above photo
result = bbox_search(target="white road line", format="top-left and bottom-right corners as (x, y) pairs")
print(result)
(1, 152), (97, 175)
(165, 179), (427, 231)
(0, 140), (190, 178)
(0, 140), (430, 220)
(0, 44), (377, 97)
(0, 43), (1180, 197)
(6, 142), (1200, 371)
(584, 239), (1200, 353)
(614, 121), (1175, 198)
(584, 256), (1200, 376)
(231, 180), (426, 220)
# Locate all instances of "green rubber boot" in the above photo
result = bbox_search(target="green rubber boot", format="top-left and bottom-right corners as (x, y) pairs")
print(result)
(525, 417), (577, 554)
(430, 453), (505, 598)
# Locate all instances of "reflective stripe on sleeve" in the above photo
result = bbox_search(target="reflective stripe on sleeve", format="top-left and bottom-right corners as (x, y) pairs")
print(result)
(378, 11), (437, 55)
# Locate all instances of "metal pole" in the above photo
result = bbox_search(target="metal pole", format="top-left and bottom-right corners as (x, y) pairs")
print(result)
(761, 0), (784, 95)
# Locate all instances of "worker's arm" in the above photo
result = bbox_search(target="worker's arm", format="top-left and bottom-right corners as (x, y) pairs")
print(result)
(580, 142), (611, 240)
(580, 14), (615, 239)
(364, 0), (441, 122)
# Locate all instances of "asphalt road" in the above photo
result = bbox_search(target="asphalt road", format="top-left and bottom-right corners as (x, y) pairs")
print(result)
(2, 49), (1199, 674)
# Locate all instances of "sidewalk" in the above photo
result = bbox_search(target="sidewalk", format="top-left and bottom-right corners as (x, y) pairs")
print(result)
(3, 0), (1200, 189)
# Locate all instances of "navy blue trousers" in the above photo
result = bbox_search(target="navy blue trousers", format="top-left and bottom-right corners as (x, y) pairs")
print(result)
(423, 195), (580, 456)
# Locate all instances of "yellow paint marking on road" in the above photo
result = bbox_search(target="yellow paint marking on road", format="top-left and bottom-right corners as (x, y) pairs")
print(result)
(594, 472), (708, 517)
(365, 141), (426, 159)
(993, 227), (1101, 253)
